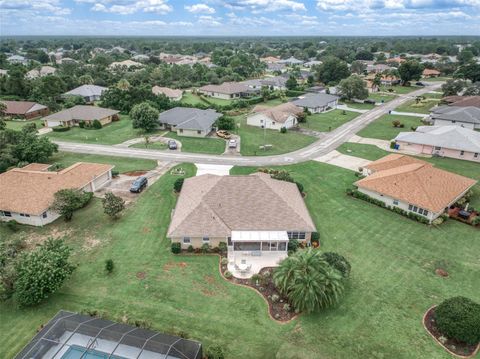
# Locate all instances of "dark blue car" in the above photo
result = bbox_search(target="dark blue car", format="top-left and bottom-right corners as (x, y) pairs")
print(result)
(130, 176), (148, 193)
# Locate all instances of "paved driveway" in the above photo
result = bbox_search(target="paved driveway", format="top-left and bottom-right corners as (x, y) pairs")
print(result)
(314, 150), (371, 172)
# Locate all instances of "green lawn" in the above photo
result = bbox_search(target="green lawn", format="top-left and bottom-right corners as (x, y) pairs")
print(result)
(233, 115), (317, 156)
(166, 132), (226, 155)
(130, 141), (167, 150)
(45, 116), (151, 145)
(367, 93), (397, 103)
(181, 92), (235, 107)
(379, 85), (420, 94)
(300, 110), (360, 132)
(340, 100), (375, 110)
(47, 151), (157, 173)
(358, 114), (425, 140)
(1, 160), (479, 359)
(337, 142), (480, 208)
(5, 118), (45, 131)
(395, 99), (440, 114)
(421, 76), (452, 82)
(423, 92), (443, 100)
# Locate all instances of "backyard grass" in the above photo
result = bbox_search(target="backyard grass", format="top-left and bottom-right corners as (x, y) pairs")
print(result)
(45, 116), (153, 145)
(1, 160), (479, 359)
(130, 141), (167, 150)
(166, 132), (225, 154)
(233, 115), (316, 156)
(367, 93), (397, 103)
(395, 98), (440, 114)
(47, 151), (157, 173)
(300, 110), (360, 132)
(358, 114), (425, 140)
(5, 118), (45, 131)
(379, 85), (421, 94)
(180, 92), (236, 107)
(337, 142), (480, 207)
(340, 100), (375, 110)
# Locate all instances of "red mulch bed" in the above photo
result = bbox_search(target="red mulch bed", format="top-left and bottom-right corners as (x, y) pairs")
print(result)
(219, 257), (297, 322)
(423, 306), (480, 358)
(123, 170), (148, 176)
(448, 207), (479, 226)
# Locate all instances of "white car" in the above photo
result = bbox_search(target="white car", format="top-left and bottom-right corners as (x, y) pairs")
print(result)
(228, 139), (237, 148)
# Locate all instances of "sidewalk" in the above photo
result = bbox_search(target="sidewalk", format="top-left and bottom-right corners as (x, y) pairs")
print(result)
(336, 104), (369, 114)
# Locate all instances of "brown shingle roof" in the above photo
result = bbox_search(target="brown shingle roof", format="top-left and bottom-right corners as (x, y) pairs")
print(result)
(355, 156), (476, 213)
(152, 86), (182, 99)
(43, 105), (119, 122)
(167, 173), (316, 238)
(0, 162), (113, 215)
(443, 96), (480, 108)
(364, 154), (427, 173)
(198, 82), (249, 95)
(422, 68), (440, 76)
(1, 100), (47, 115)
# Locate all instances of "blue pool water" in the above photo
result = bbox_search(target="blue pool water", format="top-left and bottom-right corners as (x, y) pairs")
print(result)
(61, 345), (126, 359)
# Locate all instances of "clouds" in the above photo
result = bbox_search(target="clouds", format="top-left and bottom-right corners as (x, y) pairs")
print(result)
(223, 0), (306, 12)
(90, 0), (172, 15)
(185, 3), (216, 14)
(0, 0), (71, 15)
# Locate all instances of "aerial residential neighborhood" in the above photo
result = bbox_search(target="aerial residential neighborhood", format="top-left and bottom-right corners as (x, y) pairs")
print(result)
(0, 2), (480, 359)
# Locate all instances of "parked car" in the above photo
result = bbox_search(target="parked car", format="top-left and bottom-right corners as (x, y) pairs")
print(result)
(167, 140), (177, 150)
(364, 99), (376, 105)
(416, 82), (425, 87)
(130, 176), (148, 193)
(216, 130), (231, 139)
(228, 139), (237, 148)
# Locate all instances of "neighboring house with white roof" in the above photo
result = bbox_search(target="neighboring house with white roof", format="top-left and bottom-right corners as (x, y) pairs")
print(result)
(394, 126), (480, 162)
(428, 106), (480, 130)
(158, 107), (222, 137)
(355, 154), (476, 223)
(108, 60), (143, 70)
(167, 172), (316, 276)
(304, 60), (322, 67)
(247, 103), (303, 130)
(198, 82), (251, 100)
(278, 57), (304, 66)
(0, 162), (114, 226)
(43, 105), (119, 128)
(152, 86), (183, 101)
(26, 65), (56, 79)
(291, 93), (339, 113)
(241, 76), (287, 91)
(63, 84), (107, 103)
(0, 69), (8, 76)
(131, 54), (150, 62)
(7, 55), (27, 65)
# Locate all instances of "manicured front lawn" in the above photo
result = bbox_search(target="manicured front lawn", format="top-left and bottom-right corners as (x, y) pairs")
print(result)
(47, 151), (158, 173)
(1, 161), (479, 359)
(130, 141), (167, 150)
(358, 114), (425, 140)
(180, 92), (235, 107)
(166, 132), (226, 154)
(379, 85), (420, 94)
(5, 118), (45, 131)
(395, 98), (440, 114)
(45, 116), (151, 145)
(300, 110), (360, 132)
(340, 100), (375, 110)
(233, 115), (316, 156)
(367, 93), (397, 103)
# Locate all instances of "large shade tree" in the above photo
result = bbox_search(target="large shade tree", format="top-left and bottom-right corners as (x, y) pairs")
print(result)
(338, 75), (369, 101)
(273, 248), (345, 313)
(130, 102), (160, 132)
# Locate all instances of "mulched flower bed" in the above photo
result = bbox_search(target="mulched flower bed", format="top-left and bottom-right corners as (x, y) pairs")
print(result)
(423, 306), (480, 358)
(219, 257), (297, 322)
(448, 207), (480, 227)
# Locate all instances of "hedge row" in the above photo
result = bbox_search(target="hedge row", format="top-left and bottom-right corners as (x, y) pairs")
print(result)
(51, 126), (70, 132)
(346, 188), (430, 224)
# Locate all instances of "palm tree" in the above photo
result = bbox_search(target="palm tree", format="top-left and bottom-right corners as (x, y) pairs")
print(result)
(273, 248), (345, 313)
(117, 78), (130, 91)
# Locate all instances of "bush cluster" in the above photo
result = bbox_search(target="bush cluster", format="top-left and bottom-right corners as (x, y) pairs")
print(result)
(52, 125), (70, 132)
(321, 252), (351, 278)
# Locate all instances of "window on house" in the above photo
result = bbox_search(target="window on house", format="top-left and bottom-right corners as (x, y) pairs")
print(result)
(202, 237), (209, 243)
(42, 212), (48, 218)
(460, 151), (464, 156)
(408, 204), (413, 210)
(3, 211), (12, 217)
(278, 242), (287, 251)
(197, 130), (201, 135)
(179, 129), (183, 133)
(423, 210), (429, 216)
(393, 200), (399, 205)
(413, 206), (418, 212)
(183, 237), (191, 244)
(452, 120), (456, 123)
(434, 146), (441, 151)
(474, 153), (478, 158)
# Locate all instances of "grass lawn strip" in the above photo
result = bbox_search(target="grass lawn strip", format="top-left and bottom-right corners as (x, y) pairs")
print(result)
(165, 132), (225, 155)
(300, 110), (360, 132)
(357, 114), (425, 140)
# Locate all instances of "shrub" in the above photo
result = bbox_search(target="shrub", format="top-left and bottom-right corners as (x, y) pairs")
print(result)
(78, 121), (85, 128)
(271, 294), (280, 303)
(173, 178), (184, 193)
(295, 181), (304, 194)
(201, 243), (211, 254)
(283, 303), (291, 312)
(52, 125), (70, 132)
(5, 220), (18, 232)
(251, 274), (261, 284)
(220, 257), (228, 265)
(105, 259), (114, 274)
(472, 216), (480, 226)
(280, 127), (287, 133)
(311, 232), (320, 244)
(92, 120), (102, 129)
(111, 170), (119, 177)
(392, 120), (402, 128)
(171, 242), (181, 254)
(224, 271), (232, 279)
(435, 296), (480, 345)
(390, 141), (396, 149)
(187, 245), (194, 253)
(321, 252), (351, 278)
(288, 239), (300, 252)
(15, 239), (75, 307)
(218, 242), (227, 254)
(51, 189), (93, 221)
(102, 192), (125, 218)
(205, 344), (225, 359)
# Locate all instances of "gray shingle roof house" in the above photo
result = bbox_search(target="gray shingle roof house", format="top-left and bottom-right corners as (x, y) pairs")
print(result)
(429, 106), (480, 130)
(63, 85), (107, 103)
(395, 125), (480, 162)
(158, 107), (222, 137)
(43, 105), (119, 128)
(198, 82), (250, 100)
(291, 93), (339, 113)
(278, 57), (304, 65)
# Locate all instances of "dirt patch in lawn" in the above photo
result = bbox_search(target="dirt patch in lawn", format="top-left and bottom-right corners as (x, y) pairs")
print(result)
(423, 306), (480, 358)
(25, 228), (73, 249)
(82, 235), (101, 250)
(435, 268), (449, 277)
(219, 256), (297, 322)
(163, 261), (188, 272)
(123, 171), (148, 176)
(136, 271), (146, 280)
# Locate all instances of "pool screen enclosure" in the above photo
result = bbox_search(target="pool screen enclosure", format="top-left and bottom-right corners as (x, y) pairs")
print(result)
(15, 310), (202, 359)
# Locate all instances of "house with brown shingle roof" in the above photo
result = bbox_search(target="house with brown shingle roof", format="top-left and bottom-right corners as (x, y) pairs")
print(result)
(168, 173), (316, 274)
(0, 162), (114, 226)
(43, 105), (119, 128)
(198, 82), (251, 100)
(247, 103), (303, 130)
(151, 86), (183, 101)
(1, 100), (49, 120)
(443, 96), (480, 109)
(355, 154), (476, 222)
(422, 68), (441, 78)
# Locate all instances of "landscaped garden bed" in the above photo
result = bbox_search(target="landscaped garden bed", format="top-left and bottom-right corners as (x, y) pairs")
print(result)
(448, 206), (480, 227)
(423, 305), (480, 358)
(218, 259), (297, 322)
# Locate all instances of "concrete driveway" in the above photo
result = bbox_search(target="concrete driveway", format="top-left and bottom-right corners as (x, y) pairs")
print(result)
(195, 163), (232, 176)
(314, 150), (371, 172)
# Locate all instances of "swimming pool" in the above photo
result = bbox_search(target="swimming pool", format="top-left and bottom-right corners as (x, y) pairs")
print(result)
(61, 345), (126, 359)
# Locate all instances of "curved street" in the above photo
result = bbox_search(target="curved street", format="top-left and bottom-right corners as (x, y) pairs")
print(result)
(54, 83), (443, 166)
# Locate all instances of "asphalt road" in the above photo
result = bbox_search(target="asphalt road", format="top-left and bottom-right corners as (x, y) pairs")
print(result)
(54, 83), (443, 166)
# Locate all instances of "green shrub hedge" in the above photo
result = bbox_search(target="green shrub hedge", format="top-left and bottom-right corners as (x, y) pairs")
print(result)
(435, 296), (480, 345)
(171, 242), (181, 254)
(321, 252), (351, 278)
(52, 125), (70, 132)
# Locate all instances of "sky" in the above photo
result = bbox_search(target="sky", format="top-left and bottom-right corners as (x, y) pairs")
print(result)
(0, 0), (479, 37)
